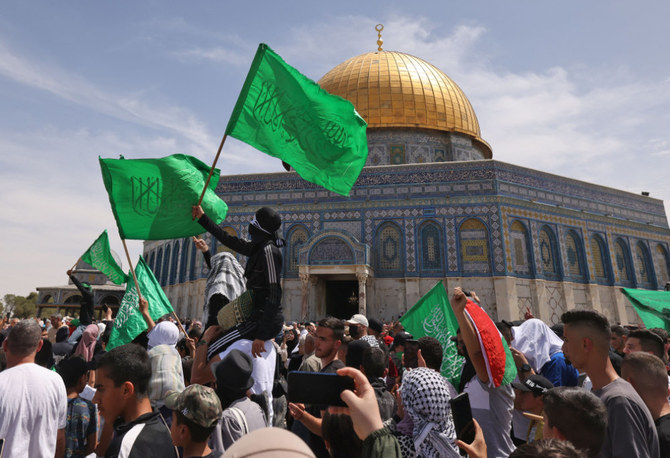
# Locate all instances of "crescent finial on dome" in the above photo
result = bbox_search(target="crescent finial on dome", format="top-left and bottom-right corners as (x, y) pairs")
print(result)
(375, 24), (384, 51)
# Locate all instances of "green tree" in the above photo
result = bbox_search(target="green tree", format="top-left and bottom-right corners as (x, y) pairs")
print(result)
(13, 292), (38, 318)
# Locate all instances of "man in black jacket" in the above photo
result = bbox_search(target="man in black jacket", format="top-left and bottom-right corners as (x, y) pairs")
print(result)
(66, 269), (95, 344)
(191, 204), (284, 359)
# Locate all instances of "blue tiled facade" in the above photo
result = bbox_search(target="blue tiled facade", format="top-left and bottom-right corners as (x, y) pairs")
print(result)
(145, 159), (670, 293)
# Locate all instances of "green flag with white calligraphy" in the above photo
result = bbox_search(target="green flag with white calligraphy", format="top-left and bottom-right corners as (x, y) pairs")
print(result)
(400, 281), (464, 387)
(107, 256), (174, 350)
(99, 154), (228, 240)
(80, 230), (128, 285)
(225, 43), (368, 196)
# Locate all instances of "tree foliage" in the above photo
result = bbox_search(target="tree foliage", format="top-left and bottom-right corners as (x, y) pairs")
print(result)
(2, 292), (38, 318)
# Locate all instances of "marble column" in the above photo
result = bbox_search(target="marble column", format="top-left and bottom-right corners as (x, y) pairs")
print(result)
(300, 272), (310, 321)
(356, 272), (368, 316)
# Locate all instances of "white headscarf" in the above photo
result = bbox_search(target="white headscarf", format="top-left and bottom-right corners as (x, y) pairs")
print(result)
(512, 318), (564, 372)
(147, 321), (180, 350)
(401, 368), (460, 458)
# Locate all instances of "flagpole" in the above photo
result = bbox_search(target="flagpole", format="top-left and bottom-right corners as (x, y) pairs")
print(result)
(121, 239), (143, 300)
(70, 257), (81, 272)
(197, 133), (228, 207)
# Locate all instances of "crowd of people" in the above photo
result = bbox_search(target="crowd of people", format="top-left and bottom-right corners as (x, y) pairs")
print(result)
(0, 206), (669, 457)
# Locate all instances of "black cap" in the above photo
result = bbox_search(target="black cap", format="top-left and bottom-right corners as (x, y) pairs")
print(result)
(511, 374), (554, 396)
(368, 317), (383, 333)
(393, 331), (413, 348)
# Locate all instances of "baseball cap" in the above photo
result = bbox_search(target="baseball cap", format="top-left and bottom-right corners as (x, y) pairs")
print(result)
(392, 331), (413, 348)
(384, 335), (394, 346)
(511, 375), (554, 396)
(346, 314), (369, 327)
(164, 384), (223, 428)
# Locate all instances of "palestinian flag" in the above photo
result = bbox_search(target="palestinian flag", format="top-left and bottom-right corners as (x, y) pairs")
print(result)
(463, 298), (517, 388)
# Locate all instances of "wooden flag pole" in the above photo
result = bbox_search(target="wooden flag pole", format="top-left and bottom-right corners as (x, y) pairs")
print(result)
(70, 257), (82, 273)
(172, 312), (187, 337)
(121, 239), (143, 300)
(197, 133), (228, 207)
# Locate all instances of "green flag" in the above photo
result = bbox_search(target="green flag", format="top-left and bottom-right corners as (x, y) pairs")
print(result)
(226, 43), (368, 196)
(107, 256), (174, 350)
(80, 230), (128, 285)
(400, 281), (464, 387)
(622, 287), (670, 331)
(99, 154), (228, 240)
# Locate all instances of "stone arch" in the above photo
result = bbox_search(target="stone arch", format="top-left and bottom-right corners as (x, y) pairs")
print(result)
(458, 218), (491, 274)
(614, 238), (634, 285)
(654, 244), (670, 287)
(635, 241), (655, 289)
(155, 247), (163, 283)
(162, 244), (171, 286)
(590, 234), (612, 285)
(170, 241), (180, 285)
(565, 229), (586, 281)
(179, 239), (189, 283)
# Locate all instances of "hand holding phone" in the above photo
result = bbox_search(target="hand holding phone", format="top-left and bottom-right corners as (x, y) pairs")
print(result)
(287, 371), (355, 407)
(450, 392), (476, 446)
(403, 340), (419, 368)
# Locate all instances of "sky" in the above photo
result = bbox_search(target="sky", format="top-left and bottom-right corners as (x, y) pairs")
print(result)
(1, 1), (669, 299)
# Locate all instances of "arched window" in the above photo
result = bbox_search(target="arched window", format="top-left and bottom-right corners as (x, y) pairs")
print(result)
(459, 219), (490, 274)
(590, 235), (611, 284)
(216, 227), (238, 254)
(190, 236), (199, 280)
(179, 240), (189, 283)
(155, 248), (163, 283)
(654, 244), (670, 287)
(286, 225), (308, 275)
(146, 251), (154, 274)
(614, 238), (633, 285)
(539, 226), (561, 280)
(162, 245), (171, 286)
(375, 223), (403, 274)
(635, 242), (655, 289)
(510, 220), (532, 275)
(419, 221), (443, 272)
(565, 230), (586, 280)
(169, 242), (180, 285)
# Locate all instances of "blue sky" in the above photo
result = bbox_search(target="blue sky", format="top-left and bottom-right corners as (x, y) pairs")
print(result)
(1, 1), (669, 298)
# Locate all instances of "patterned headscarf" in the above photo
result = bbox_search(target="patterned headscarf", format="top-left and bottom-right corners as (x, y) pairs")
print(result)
(401, 368), (459, 458)
(204, 252), (246, 306)
(73, 324), (99, 362)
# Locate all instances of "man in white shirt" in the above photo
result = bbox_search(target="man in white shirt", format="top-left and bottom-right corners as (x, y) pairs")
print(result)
(0, 319), (68, 457)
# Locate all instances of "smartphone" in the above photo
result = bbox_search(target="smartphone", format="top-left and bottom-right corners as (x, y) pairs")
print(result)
(450, 392), (476, 450)
(0, 437), (4, 457)
(287, 371), (355, 407)
(403, 339), (419, 368)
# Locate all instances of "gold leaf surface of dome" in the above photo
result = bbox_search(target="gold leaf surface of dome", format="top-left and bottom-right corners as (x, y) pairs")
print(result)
(318, 50), (491, 157)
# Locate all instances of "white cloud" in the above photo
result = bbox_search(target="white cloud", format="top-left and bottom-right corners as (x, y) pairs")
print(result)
(0, 42), (216, 153)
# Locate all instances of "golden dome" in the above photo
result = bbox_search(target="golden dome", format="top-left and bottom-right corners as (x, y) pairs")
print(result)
(318, 50), (492, 158)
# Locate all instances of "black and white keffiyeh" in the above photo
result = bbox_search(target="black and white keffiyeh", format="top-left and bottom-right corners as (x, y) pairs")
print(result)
(203, 252), (246, 319)
(401, 368), (459, 458)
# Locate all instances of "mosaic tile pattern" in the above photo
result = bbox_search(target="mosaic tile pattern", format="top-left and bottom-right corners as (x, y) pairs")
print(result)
(311, 238), (354, 265)
(634, 242), (653, 287)
(322, 221), (362, 240)
(405, 218), (416, 272)
(546, 285), (566, 325)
